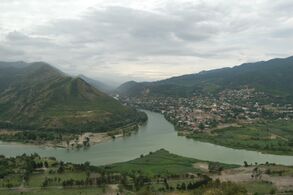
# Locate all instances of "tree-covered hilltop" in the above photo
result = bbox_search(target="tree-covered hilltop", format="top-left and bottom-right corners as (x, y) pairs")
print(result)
(117, 56), (293, 99)
(0, 61), (147, 132)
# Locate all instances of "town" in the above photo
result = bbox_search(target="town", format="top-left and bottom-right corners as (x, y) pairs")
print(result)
(119, 88), (293, 134)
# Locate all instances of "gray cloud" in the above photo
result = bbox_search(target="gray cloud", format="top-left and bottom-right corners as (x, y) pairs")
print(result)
(0, 45), (24, 59)
(0, 0), (293, 83)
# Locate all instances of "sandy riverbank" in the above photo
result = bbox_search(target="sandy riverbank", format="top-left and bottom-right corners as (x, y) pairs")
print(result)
(0, 129), (122, 148)
(67, 132), (123, 147)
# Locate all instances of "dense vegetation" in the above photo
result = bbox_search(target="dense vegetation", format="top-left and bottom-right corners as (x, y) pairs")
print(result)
(0, 61), (147, 133)
(0, 149), (291, 194)
(117, 56), (293, 99)
(0, 149), (264, 195)
(107, 149), (238, 177)
(189, 120), (293, 155)
(0, 130), (77, 145)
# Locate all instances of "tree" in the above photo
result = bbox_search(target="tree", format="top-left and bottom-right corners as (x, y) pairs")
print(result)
(208, 162), (223, 173)
(66, 139), (70, 148)
(44, 161), (49, 168)
(244, 161), (248, 167)
(198, 123), (205, 130)
(270, 188), (276, 194)
(57, 161), (64, 173)
(83, 137), (90, 147)
(42, 178), (49, 187)
(180, 182), (186, 190)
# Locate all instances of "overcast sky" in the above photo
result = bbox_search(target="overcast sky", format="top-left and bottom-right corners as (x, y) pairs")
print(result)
(0, 0), (293, 85)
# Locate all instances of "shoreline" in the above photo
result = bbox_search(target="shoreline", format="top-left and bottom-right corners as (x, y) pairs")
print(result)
(1, 119), (292, 156)
(0, 123), (139, 149)
(183, 135), (293, 156)
(141, 108), (293, 156)
(0, 131), (118, 149)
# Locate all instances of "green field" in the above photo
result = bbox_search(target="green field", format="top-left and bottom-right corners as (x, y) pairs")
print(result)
(0, 187), (104, 195)
(1, 149), (291, 194)
(189, 120), (293, 155)
(241, 181), (277, 195)
(106, 149), (238, 177)
(27, 172), (87, 187)
(0, 149), (241, 194)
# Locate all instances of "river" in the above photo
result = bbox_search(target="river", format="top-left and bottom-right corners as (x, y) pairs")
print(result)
(0, 110), (292, 166)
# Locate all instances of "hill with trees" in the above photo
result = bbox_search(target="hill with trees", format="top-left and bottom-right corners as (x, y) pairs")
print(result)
(117, 56), (293, 99)
(0, 61), (146, 132)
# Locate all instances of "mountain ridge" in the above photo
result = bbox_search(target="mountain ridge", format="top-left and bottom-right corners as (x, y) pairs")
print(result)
(116, 56), (293, 98)
(0, 61), (146, 132)
(78, 74), (114, 94)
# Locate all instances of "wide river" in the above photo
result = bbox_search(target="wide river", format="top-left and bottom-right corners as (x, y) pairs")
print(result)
(0, 110), (292, 166)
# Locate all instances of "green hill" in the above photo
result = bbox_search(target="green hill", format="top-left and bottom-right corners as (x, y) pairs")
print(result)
(0, 61), (146, 132)
(106, 149), (238, 177)
(117, 56), (293, 99)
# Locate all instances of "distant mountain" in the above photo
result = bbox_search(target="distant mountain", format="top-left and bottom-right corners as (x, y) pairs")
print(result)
(117, 56), (293, 98)
(78, 74), (113, 94)
(0, 61), (146, 132)
(116, 81), (149, 96)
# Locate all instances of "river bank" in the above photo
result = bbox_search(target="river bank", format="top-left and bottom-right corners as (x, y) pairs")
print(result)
(0, 129), (114, 148)
(162, 112), (293, 156)
(182, 120), (293, 156)
(0, 110), (292, 166)
(0, 123), (139, 149)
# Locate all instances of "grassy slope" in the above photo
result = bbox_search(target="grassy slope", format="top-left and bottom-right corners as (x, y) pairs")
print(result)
(189, 120), (293, 155)
(0, 62), (146, 132)
(105, 149), (238, 177)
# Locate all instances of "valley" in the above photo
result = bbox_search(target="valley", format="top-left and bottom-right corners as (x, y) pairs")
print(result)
(121, 90), (293, 155)
(0, 57), (293, 194)
(0, 110), (292, 167)
(1, 1), (293, 194)
(117, 56), (293, 156)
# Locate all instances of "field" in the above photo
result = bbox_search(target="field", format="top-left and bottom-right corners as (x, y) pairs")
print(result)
(0, 149), (292, 194)
(241, 181), (277, 195)
(189, 120), (293, 155)
(0, 187), (105, 195)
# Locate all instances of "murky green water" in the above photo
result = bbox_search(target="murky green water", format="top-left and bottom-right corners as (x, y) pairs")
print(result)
(0, 110), (292, 165)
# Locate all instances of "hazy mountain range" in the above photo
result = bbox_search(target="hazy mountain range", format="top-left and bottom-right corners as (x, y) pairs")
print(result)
(117, 56), (293, 99)
(78, 74), (114, 94)
(1, 56), (292, 131)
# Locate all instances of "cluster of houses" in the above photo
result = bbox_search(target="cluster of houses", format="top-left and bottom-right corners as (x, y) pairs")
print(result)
(120, 88), (293, 132)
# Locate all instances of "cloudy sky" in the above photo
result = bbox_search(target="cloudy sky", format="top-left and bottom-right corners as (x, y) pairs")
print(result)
(0, 0), (293, 85)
